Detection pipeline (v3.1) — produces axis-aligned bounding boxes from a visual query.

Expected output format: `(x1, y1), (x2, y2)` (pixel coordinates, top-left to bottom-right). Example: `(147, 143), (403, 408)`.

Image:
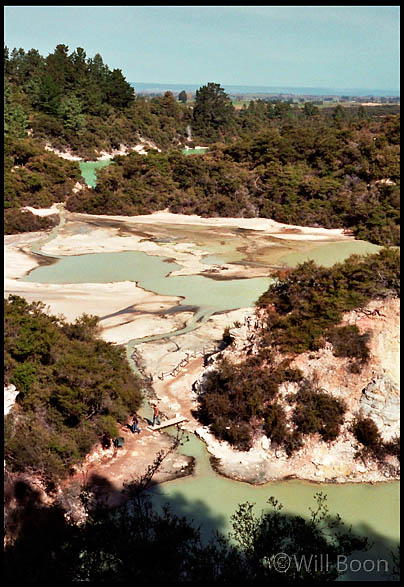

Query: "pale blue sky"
(4, 5), (400, 91)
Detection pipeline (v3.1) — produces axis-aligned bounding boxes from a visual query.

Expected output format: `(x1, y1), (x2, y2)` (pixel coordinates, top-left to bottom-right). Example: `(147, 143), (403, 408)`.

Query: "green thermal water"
(79, 160), (112, 188)
(23, 249), (272, 344)
(200, 239), (382, 268)
(149, 431), (400, 581)
(182, 147), (208, 155)
(280, 240), (382, 267)
(23, 250), (272, 318)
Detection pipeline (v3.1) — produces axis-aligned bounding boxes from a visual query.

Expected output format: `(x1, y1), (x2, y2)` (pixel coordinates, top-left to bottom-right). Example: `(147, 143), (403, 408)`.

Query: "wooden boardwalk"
(146, 416), (188, 431)
(158, 346), (219, 381)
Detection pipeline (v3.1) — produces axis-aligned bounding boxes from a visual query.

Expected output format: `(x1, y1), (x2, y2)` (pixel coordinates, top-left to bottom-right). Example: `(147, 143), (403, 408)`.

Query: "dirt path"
(72, 422), (193, 507)
(154, 356), (205, 428)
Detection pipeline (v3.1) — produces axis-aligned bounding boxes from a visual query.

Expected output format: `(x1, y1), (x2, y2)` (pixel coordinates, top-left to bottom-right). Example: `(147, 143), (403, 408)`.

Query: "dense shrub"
(4, 208), (59, 234)
(4, 136), (81, 232)
(353, 417), (382, 450)
(352, 417), (400, 467)
(383, 436), (400, 461)
(4, 295), (143, 480)
(263, 403), (289, 446)
(196, 354), (305, 451)
(67, 149), (255, 218)
(326, 324), (371, 371)
(195, 357), (282, 451)
(257, 248), (400, 355)
(292, 384), (347, 442)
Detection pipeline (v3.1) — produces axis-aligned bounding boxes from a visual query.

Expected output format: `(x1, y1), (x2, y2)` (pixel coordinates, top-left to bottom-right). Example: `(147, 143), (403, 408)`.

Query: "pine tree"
(192, 82), (234, 139)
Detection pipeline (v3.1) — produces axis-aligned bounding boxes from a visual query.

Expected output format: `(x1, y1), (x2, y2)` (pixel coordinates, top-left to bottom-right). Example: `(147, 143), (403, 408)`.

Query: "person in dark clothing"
(101, 432), (111, 449)
(131, 414), (141, 434)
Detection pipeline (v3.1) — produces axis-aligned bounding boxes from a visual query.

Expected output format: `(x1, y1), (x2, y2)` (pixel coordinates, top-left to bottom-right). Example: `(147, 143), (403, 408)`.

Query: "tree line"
(4, 45), (400, 245)
(67, 114), (400, 245)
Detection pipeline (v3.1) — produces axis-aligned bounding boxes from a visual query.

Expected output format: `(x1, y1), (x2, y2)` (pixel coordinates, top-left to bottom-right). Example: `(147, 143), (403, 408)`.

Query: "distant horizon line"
(131, 81), (399, 97)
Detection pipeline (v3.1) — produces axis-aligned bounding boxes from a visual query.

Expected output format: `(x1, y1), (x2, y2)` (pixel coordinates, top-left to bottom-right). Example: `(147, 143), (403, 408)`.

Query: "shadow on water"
(335, 524), (400, 582)
(4, 472), (399, 582)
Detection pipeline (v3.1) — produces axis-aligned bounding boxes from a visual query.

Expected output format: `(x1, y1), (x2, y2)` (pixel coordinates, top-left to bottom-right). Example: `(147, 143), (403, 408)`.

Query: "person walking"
(131, 414), (141, 434)
(152, 404), (161, 427)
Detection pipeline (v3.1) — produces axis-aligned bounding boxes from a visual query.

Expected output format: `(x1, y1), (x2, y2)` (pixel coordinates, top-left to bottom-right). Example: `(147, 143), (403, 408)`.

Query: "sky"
(4, 5), (400, 91)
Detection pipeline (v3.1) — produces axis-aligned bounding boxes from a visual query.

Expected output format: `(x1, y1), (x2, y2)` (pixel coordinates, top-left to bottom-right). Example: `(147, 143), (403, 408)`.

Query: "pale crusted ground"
(69, 422), (193, 508)
(5, 208), (351, 337)
(21, 203), (62, 217)
(44, 142), (157, 161)
(4, 226), (184, 326)
(71, 209), (350, 239)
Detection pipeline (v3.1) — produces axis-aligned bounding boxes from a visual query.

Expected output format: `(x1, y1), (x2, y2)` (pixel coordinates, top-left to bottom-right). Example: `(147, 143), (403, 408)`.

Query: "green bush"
(257, 249), (400, 355)
(4, 208), (59, 234)
(215, 421), (252, 452)
(327, 324), (371, 362)
(4, 136), (81, 233)
(293, 385), (347, 442)
(263, 403), (288, 446)
(353, 417), (381, 449)
(352, 418), (400, 466)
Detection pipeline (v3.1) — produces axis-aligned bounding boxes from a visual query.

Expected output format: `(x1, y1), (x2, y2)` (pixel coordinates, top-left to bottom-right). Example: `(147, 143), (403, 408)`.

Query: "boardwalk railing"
(156, 314), (266, 381)
(158, 345), (219, 381)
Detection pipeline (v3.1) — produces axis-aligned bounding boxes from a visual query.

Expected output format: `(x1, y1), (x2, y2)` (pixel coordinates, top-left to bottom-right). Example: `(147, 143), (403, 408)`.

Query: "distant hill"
(131, 81), (400, 99)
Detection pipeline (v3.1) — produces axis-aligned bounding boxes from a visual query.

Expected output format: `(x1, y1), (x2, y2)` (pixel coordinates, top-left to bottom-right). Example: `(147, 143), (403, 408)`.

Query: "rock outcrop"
(359, 374), (400, 440)
(4, 384), (19, 415)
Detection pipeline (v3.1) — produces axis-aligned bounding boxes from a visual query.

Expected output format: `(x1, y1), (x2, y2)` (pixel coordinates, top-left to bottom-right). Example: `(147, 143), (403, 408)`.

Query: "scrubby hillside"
(4, 44), (400, 244)
(4, 295), (143, 481)
(4, 136), (81, 233)
(193, 248), (400, 481)
(67, 117), (400, 245)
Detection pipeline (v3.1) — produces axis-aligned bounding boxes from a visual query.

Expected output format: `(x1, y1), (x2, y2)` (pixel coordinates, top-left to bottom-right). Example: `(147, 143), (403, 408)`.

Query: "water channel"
(79, 160), (112, 188)
(22, 161), (399, 579)
(78, 147), (208, 189)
